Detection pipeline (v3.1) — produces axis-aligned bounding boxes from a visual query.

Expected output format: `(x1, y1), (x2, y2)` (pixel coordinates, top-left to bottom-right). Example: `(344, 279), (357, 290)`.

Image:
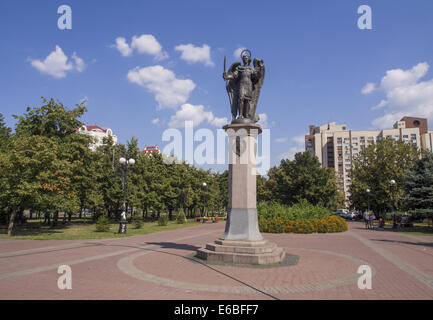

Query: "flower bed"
(259, 215), (348, 234)
(194, 216), (226, 223)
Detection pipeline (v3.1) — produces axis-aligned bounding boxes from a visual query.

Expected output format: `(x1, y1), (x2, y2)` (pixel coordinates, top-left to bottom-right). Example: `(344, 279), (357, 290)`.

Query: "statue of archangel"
(223, 49), (265, 124)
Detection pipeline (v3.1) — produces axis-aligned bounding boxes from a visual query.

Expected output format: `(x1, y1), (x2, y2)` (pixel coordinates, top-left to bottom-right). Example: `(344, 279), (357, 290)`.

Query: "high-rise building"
(305, 117), (433, 201)
(77, 125), (118, 151)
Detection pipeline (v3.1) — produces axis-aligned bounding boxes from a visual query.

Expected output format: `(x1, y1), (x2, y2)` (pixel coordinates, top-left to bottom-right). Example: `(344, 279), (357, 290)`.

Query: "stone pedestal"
(197, 123), (285, 265)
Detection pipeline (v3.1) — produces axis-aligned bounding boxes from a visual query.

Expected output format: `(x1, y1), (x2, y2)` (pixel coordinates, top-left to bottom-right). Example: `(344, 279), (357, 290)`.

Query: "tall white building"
(77, 125), (118, 151)
(305, 117), (433, 201)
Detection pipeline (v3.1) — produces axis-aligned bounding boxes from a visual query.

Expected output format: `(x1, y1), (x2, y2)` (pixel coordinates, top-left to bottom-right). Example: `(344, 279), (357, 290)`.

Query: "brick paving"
(0, 221), (432, 300)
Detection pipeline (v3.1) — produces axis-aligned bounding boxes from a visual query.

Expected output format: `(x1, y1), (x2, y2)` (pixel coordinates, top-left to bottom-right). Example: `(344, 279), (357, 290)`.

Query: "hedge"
(259, 215), (348, 234)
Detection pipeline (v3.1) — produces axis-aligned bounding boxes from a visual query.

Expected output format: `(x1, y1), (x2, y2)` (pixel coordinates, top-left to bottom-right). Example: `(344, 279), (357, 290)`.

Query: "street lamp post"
(390, 179), (397, 229)
(366, 189), (371, 213)
(118, 157), (135, 234)
(202, 182), (207, 224)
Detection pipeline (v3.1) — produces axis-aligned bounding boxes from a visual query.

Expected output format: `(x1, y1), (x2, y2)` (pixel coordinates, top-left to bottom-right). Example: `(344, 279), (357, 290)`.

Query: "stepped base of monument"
(196, 239), (286, 265)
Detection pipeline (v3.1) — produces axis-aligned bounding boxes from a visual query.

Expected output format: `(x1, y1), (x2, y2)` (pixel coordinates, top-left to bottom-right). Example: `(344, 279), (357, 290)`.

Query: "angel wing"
(249, 58), (265, 122)
(226, 62), (241, 119)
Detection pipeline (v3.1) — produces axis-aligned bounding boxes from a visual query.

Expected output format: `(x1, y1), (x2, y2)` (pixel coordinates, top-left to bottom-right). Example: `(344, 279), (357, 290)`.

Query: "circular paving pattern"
(116, 247), (376, 295)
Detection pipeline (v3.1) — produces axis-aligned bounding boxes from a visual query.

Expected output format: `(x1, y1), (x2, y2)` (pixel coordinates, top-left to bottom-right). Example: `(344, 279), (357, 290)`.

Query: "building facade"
(305, 117), (433, 201)
(142, 145), (161, 155)
(77, 125), (118, 151)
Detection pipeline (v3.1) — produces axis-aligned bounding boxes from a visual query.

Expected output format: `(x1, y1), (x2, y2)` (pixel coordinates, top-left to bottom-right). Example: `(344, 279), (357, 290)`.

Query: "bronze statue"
(223, 49), (265, 124)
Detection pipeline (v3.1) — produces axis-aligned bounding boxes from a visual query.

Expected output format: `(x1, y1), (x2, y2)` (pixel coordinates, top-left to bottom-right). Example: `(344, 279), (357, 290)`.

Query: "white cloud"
(175, 44), (214, 66)
(275, 137), (288, 143)
(151, 118), (159, 125)
(381, 62), (429, 91)
(113, 34), (168, 60)
(131, 34), (168, 60)
(114, 37), (133, 57)
(127, 65), (196, 109)
(168, 104), (227, 128)
(367, 62), (433, 128)
(30, 45), (84, 78)
(361, 82), (376, 94)
(371, 99), (387, 110)
(72, 52), (85, 72)
(257, 113), (268, 128)
(279, 135), (306, 160)
(233, 47), (246, 59)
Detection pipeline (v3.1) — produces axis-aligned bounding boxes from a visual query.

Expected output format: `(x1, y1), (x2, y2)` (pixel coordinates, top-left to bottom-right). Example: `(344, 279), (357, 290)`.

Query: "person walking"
(369, 212), (376, 230)
(363, 210), (370, 229)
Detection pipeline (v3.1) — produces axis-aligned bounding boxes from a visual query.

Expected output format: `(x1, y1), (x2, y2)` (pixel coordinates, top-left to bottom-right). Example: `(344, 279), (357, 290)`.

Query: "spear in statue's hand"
(223, 56), (226, 80)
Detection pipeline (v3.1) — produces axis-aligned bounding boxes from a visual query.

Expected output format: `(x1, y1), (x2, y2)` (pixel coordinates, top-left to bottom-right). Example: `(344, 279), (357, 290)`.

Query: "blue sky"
(1, 0), (433, 170)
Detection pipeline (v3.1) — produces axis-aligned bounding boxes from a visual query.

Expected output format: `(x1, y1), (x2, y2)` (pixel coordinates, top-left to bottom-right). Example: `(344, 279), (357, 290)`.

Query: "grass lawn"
(0, 218), (210, 240)
(354, 220), (433, 236)
(388, 223), (433, 237)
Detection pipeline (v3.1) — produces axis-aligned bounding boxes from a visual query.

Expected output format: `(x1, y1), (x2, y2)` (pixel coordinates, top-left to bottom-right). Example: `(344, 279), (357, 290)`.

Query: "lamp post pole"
(366, 189), (371, 213)
(118, 157), (135, 234)
(202, 182), (207, 223)
(390, 179), (397, 229)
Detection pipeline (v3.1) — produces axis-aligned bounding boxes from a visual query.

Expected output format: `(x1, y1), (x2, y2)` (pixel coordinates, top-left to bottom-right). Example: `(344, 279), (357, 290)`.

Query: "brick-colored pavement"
(0, 221), (432, 300)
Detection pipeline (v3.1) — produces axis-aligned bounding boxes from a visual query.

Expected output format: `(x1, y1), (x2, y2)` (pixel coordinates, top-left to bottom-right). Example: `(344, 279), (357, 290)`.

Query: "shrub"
(132, 215), (143, 229)
(158, 214), (168, 226)
(259, 215), (347, 234)
(176, 210), (187, 224)
(95, 216), (111, 232)
(258, 200), (330, 221)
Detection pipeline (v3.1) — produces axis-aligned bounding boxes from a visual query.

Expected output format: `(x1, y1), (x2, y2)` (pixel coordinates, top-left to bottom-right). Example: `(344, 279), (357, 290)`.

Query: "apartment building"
(305, 117), (433, 200)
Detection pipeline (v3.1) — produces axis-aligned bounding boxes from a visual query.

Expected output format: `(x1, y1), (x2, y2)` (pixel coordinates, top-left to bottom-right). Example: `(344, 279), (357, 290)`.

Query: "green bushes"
(95, 216), (111, 232)
(258, 201), (347, 234)
(258, 200), (330, 221)
(259, 215), (347, 234)
(158, 214), (168, 226)
(132, 215), (143, 229)
(176, 209), (187, 224)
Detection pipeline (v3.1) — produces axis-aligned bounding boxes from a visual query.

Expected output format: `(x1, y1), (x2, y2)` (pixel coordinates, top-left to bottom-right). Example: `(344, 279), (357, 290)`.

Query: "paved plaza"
(0, 221), (432, 300)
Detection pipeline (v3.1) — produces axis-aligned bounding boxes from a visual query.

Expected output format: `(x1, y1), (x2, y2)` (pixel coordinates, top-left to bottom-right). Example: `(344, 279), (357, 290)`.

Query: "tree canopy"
(349, 138), (418, 213)
(403, 151), (433, 218)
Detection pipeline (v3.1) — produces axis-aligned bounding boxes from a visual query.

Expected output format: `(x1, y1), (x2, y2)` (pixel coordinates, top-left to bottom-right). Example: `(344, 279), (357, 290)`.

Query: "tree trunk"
(68, 212), (72, 222)
(52, 211), (59, 227)
(169, 208), (173, 221)
(8, 210), (17, 236)
(17, 209), (24, 224)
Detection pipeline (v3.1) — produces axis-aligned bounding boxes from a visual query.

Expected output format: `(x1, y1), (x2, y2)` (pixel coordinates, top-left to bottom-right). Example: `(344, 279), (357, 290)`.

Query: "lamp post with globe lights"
(118, 157), (135, 234)
(202, 182), (207, 223)
(366, 189), (371, 213)
(390, 179), (397, 229)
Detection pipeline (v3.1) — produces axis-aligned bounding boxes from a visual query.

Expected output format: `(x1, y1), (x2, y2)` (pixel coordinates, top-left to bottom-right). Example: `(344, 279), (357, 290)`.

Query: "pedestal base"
(196, 239), (286, 265)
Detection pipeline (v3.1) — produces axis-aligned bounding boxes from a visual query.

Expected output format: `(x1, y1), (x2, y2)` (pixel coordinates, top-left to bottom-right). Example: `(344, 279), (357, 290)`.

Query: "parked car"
(336, 209), (349, 218)
(350, 211), (363, 220)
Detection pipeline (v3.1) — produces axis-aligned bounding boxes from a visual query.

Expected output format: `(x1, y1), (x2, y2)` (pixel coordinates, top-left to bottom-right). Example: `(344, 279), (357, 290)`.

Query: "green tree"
(403, 151), (433, 219)
(13, 97), (86, 139)
(266, 151), (340, 209)
(349, 138), (418, 214)
(4, 135), (72, 234)
(0, 113), (11, 151)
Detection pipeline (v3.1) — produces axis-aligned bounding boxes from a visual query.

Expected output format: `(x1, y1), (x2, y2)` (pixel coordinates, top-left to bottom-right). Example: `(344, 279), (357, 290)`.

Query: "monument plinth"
(197, 123), (285, 265)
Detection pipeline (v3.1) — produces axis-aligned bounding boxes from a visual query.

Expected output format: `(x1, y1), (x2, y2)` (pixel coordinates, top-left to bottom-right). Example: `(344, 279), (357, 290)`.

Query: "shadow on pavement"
(144, 242), (201, 251)
(371, 238), (433, 248)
